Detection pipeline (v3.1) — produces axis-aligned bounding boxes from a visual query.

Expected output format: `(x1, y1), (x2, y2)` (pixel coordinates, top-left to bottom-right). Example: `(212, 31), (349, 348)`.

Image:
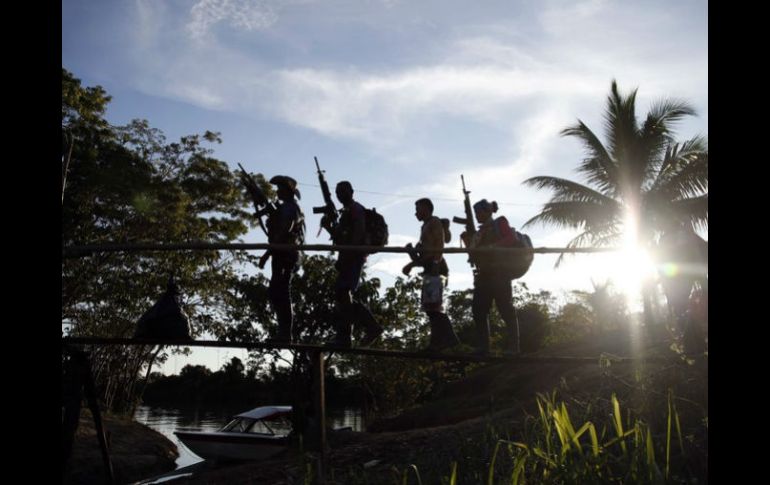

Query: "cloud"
(367, 254), (411, 278)
(187, 0), (280, 40)
(262, 64), (605, 145)
(121, 0), (705, 163)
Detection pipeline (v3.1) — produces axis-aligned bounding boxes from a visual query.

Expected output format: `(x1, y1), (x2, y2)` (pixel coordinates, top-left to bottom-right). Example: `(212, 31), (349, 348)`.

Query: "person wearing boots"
(465, 199), (521, 355)
(402, 198), (460, 352)
(260, 175), (305, 343)
(321, 181), (383, 348)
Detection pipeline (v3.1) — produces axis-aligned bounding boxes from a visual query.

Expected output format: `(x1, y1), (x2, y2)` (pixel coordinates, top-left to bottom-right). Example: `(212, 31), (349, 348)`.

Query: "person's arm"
(419, 217), (444, 263)
(404, 219), (443, 275)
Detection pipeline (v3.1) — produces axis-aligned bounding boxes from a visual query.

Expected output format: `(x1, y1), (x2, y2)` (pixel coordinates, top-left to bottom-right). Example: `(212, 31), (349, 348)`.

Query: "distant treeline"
(140, 357), (363, 410)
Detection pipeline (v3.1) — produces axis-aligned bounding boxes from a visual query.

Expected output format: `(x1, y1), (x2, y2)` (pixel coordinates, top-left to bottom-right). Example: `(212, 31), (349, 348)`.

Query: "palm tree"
(523, 80), (707, 323)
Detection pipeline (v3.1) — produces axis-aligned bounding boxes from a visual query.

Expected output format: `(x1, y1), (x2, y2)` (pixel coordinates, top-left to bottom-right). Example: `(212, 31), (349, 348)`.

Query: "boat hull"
(175, 431), (288, 461)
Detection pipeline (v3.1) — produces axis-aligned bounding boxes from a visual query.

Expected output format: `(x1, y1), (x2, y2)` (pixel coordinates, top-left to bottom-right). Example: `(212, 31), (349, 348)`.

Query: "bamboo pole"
(63, 241), (621, 259)
(61, 337), (668, 365)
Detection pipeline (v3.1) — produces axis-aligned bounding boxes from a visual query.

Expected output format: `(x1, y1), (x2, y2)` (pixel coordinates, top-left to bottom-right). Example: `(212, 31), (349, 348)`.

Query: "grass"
(321, 385), (705, 484)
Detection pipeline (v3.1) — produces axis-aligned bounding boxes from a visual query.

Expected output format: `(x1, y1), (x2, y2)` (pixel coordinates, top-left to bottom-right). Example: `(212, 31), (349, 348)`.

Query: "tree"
(524, 80), (707, 255)
(522, 80), (707, 323)
(62, 68), (265, 412)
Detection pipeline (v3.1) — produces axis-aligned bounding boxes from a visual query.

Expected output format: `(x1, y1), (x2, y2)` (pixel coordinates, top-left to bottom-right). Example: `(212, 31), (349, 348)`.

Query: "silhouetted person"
(657, 219), (708, 354)
(322, 181), (383, 347)
(257, 176), (305, 343)
(134, 275), (191, 340)
(464, 199), (521, 355)
(402, 198), (460, 351)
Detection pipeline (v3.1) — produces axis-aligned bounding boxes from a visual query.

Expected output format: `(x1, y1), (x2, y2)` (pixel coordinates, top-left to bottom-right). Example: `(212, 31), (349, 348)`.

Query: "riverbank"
(64, 409), (178, 485)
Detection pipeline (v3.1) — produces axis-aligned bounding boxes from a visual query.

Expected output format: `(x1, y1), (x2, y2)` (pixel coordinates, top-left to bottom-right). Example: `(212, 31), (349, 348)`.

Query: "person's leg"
(354, 302), (382, 346)
(346, 256), (382, 346)
(330, 257), (357, 347)
(492, 273), (520, 354)
(472, 274), (494, 353)
(269, 258), (293, 342)
(331, 286), (353, 346)
(425, 311), (460, 350)
(421, 274), (442, 348)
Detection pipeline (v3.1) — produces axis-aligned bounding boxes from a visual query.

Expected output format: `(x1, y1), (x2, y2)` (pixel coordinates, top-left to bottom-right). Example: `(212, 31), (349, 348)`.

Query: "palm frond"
(650, 138), (708, 198)
(604, 80), (640, 167)
(670, 194), (708, 231)
(560, 120), (618, 193)
(523, 200), (622, 233)
(641, 105), (701, 186)
(646, 99), (697, 131)
(522, 176), (619, 204)
(554, 224), (621, 267)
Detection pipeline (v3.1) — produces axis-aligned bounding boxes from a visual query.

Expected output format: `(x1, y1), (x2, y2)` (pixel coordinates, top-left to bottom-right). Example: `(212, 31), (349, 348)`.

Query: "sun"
(612, 211), (658, 305)
(581, 212), (658, 307)
(612, 245), (657, 302)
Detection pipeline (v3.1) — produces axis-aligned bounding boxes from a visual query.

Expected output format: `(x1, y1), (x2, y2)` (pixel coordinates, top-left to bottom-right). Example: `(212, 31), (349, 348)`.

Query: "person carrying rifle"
(321, 180), (383, 348)
(402, 198), (460, 352)
(465, 199), (522, 355)
(240, 168), (305, 343)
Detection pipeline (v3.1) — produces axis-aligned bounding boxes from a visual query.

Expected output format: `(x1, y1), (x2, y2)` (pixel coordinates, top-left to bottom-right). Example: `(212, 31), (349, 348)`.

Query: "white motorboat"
(174, 405), (292, 461)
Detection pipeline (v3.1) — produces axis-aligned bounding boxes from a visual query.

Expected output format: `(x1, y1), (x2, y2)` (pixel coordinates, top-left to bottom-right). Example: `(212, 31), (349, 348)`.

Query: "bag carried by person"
(364, 207), (389, 247)
(509, 230), (534, 279)
(492, 217), (534, 279)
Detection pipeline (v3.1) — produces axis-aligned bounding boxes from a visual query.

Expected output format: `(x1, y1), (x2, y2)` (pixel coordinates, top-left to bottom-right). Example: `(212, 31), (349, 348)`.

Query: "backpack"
(492, 218), (534, 279)
(364, 207), (389, 247)
(510, 230), (534, 279)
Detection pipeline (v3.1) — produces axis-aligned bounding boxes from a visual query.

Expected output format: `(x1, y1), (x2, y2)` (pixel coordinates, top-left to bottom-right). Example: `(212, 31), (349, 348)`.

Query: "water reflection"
(134, 406), (363, 468)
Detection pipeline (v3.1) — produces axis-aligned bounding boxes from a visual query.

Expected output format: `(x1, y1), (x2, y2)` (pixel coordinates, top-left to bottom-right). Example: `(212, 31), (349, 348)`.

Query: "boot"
(425, 313), (460, 351)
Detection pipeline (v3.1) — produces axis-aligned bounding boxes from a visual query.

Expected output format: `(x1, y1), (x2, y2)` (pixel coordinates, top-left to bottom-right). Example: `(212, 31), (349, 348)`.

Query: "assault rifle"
(237, 163), (276, 237)
(311, 156), (339, 238)
(452, 175), (477, 266)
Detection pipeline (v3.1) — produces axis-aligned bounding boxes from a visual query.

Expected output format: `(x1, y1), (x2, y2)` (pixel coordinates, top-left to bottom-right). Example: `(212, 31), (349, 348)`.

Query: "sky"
(62, 0), (708, 374)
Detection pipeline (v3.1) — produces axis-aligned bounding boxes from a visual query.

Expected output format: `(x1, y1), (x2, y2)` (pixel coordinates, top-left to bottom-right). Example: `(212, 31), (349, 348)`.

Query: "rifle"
(237, 163), (276, 237)
(452, 175), (476, 243)
(311, 156), (338, 238)
(452, 175), (477, 266)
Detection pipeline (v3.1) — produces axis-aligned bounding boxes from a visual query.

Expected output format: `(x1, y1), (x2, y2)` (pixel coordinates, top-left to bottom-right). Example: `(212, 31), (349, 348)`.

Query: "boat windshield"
(249, 416), (292, 436)
(220, 417), (255, 433)
(219, 416), (292, 436)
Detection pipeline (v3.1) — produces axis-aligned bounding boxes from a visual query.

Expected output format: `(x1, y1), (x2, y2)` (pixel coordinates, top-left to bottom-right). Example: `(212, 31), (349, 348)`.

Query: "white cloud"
(187, 0), (280, 40)
(262, 65), (605, 145)
(367, 254), (411, 278)
(122, 0), (705, 161)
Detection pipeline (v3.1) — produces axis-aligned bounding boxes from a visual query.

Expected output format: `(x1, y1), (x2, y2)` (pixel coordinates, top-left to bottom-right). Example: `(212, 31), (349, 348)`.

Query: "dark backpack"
(510, 230), (534, 279)
(364, 207), (389, 247)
